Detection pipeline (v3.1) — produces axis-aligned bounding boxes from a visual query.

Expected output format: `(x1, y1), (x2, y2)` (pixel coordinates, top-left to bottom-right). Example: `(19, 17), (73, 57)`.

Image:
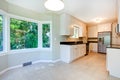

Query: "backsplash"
(112, 23), (120, 45)
(63, 36), (87, 43)
(66, 37), (82, 41)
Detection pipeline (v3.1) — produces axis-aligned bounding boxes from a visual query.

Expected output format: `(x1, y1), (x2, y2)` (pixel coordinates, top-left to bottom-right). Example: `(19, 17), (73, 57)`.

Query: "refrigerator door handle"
(102, 37), (104, 44)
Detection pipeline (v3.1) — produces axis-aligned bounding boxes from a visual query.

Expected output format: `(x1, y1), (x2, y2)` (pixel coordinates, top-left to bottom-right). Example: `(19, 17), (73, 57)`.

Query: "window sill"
(0, 48), (52, 56)
(9, 48), (52, 54)
(0, 51), (7, 56)
(9, 48), (40, 54)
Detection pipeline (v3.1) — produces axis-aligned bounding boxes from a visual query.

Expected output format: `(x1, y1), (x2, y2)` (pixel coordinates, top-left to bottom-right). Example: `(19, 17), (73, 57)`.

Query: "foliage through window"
(42, 24), (50, 48)
(10, 18), (38, 50)
(0, 15), (3, 51)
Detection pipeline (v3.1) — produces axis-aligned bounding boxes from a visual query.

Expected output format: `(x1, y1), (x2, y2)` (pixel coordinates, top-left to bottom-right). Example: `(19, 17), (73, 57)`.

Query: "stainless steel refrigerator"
(98, 32), (111, 53)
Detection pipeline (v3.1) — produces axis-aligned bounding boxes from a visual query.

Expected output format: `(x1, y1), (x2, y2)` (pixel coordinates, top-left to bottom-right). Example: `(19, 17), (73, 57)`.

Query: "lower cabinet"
(89, 43), (98, 52)
(60, 44), (86, 63)
(107, 48), (120, 78)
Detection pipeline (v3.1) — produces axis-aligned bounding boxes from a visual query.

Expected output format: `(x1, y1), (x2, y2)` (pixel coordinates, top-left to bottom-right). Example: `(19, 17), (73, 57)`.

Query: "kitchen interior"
(60, 0), (120, 79)
(60, 13), (116, 62)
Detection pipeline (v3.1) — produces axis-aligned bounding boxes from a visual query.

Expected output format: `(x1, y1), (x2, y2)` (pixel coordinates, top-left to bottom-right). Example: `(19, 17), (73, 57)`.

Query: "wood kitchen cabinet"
(78, 26), (83, 37)
(98, 23), (112, 32)
(118, 0), (120, 24)
(88, 26), (98, 37)
(89, 43), (98, 52)
(107, 48), (120, 78)
(60, 13), (73, 35)
(60, 13), (84, 36)
(60, 44), (86, 63)
(88, 23), (112, 38)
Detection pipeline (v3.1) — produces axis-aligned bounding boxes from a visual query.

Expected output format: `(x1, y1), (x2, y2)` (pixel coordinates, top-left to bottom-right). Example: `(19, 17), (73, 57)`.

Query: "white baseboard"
(52, 59), (61, 63)
(0, 68), (9, 75)
(0, 59), (61, 76)
(0, 64), (22, 75)
(32, 60), (53, 64)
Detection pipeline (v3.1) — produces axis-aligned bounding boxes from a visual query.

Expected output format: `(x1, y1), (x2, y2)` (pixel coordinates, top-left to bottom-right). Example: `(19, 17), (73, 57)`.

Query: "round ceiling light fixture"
(94, 18), (103, 23)
(44, 0), (64, 11)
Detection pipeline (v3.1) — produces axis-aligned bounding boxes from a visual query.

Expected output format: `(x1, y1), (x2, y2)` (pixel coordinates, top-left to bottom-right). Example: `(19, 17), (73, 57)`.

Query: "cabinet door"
(76, 45), (80, 59)
(98, 23), (111, 32)
(88, 26), (98, 37)
(79, 26), (83, 37)
(60, 45), (71, 63)
(72, 45), (80, 60)
(119, 0), (120, 25)
(72, 45), (77, 60)
(89, 43), (98, 52)
(60, 13), (72, 35)
(70, 46), (75, 61)
(79, 44), (86, 56)
(107, 49), (120, 78)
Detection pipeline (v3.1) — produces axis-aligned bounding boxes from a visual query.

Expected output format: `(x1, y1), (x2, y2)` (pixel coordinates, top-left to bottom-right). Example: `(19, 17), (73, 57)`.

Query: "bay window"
(0, 10), (52, 53)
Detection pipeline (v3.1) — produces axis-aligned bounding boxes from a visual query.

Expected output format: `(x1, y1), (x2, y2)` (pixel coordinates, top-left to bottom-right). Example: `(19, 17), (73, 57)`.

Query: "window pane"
(0, 15), (3, 51)
(71, 26), (79, 38)
(10, 18), (38, 50)
(42, 24), (50, 48)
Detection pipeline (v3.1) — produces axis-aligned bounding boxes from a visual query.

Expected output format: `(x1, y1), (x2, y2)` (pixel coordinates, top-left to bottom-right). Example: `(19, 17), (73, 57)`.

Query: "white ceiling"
(6, 0), (117, 25)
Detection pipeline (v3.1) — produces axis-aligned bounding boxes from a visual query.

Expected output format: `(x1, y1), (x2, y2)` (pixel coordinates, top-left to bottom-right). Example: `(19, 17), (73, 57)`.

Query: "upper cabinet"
(60, 13), (73, 35)
(88, 26), (98, 37)
(60, 13), (86, 37)
(79, 26), (83, 37)
(98, 23), (112, 32)
(88, 23), (112, 38)
(118, 0), (120, 24)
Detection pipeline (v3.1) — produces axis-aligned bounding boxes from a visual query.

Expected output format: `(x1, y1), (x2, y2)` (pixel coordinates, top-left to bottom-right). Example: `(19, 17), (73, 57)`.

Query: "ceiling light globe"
(44, 0), (64, 11)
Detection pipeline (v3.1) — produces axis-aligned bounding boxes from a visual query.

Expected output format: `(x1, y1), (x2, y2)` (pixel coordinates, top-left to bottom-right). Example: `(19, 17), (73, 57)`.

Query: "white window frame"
(8, 14), (40, 53)
(0, 10), (8, 54)
(39, 21), (52, 51)
(71, 24), (80, 38)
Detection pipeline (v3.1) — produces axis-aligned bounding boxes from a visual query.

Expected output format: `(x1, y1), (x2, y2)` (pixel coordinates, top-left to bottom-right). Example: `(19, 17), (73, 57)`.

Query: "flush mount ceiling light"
(44, 0), (64, 11)
(94, 18), (103, 23)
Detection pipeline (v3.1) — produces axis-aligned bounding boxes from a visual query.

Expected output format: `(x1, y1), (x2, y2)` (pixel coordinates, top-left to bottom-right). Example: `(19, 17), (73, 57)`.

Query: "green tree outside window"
(42, 24), (50, 48)
(10, 18), (38, 50)
(0, 15), (3, 51)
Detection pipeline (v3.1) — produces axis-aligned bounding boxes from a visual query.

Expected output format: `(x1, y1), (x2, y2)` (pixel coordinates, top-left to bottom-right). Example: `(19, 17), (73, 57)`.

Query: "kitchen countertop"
(87, 41), (98, 43)
(107, 44), (120, 49)
(60, 41), (85, 45)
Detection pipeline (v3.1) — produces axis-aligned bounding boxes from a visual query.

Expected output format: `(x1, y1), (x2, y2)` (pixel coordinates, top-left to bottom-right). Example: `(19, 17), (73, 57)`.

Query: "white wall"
(0, 54), (8, 72)
(0, 0), (8, 11)
(52, 14), (61, 60)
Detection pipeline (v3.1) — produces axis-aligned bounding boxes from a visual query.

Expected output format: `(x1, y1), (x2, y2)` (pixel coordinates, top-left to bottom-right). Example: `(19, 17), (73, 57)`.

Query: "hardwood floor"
(0, 52), (120, 80)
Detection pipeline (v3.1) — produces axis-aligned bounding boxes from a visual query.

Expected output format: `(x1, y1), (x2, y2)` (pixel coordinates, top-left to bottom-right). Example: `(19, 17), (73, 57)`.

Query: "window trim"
(39, 21), (52, 50)
(8, 14), (52, 53)
(8, 14), (40, 52)
(0, 10), (8, 54)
